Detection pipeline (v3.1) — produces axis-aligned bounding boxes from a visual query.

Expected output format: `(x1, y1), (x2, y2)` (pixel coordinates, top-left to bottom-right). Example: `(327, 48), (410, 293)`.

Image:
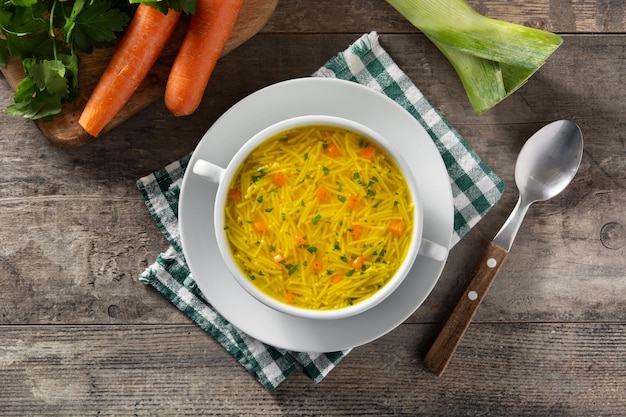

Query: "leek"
(386, 0), (562, 113)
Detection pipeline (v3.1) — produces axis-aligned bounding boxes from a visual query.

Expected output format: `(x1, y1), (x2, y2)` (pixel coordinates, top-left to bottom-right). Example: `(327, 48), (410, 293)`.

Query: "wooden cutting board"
(0, 0), (278, 147)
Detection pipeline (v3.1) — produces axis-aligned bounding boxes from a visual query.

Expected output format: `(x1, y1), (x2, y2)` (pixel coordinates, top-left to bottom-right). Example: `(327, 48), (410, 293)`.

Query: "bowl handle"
(193, 159), (226, 184)
(418, 238), (448, 262)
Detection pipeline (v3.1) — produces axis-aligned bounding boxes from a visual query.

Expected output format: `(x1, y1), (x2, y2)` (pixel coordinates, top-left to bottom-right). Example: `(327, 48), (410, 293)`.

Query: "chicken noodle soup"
(223, 124), (414, 310)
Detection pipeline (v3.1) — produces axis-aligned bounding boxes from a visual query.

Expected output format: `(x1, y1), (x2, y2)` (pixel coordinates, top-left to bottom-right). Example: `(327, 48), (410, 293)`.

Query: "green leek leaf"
(386, 0), (562, 113)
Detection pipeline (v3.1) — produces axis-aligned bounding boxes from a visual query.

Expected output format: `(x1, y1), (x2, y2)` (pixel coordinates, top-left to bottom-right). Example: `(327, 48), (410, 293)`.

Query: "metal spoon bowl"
(517, 120), (584, 201)
(424, 120), (584, 376)
(494, 120), (584, 251)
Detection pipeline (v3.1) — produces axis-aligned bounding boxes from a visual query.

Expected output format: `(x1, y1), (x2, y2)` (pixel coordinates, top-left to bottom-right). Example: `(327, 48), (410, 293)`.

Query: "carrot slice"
(325, 143), (339, 157)
(330, 274), (343, 284)
(312, 260), (324, 272)
(348, 195), (359, 210)
(253, 220), (268, 232)
(388, 220), (405, 236)
(78, 5), (181, 136)
(228, 189), (242, 200)
(349, 225), (362, 239)
(294, 234), (307, 246)
(316, 186), (331, 202)
(350, 255), (365, 269)
(359, 146), (376, 159)
(165, 0), (244, 116)
(273, 172), (287, 186)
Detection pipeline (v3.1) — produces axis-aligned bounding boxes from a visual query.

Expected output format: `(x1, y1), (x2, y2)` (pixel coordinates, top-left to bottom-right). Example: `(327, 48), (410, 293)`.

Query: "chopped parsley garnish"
(286, 263), (299, 276)
(251, 168), (266, 182)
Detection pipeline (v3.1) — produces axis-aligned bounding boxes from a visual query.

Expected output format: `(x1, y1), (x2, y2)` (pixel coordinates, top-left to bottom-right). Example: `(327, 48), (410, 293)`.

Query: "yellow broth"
(224, 125), (414, 310)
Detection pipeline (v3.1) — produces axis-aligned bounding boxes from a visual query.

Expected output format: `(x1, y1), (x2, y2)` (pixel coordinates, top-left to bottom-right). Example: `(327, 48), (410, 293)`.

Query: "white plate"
(179, 78), (454, 352)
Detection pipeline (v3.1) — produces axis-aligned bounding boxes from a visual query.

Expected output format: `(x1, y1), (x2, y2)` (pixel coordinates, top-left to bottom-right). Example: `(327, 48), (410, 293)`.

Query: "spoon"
(423, 120), (584, 376)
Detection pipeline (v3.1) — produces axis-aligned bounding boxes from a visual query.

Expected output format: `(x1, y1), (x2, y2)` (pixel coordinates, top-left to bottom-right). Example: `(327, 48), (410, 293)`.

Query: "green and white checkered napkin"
(136, 32), (505, 391)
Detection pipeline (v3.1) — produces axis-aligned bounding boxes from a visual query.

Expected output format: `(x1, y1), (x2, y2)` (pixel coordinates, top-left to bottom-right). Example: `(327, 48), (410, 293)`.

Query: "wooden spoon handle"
(423, 241), (509, 376)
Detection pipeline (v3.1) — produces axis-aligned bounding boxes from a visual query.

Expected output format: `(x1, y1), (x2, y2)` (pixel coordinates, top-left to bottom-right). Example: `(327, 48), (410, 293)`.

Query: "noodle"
(224, 124), (414, 310)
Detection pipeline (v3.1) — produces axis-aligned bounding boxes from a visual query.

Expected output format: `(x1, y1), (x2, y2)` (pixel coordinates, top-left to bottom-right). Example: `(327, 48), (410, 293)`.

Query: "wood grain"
(0, 323), (624, 415)
(265, 0), (626, 33)
(0, 0), (625, 414)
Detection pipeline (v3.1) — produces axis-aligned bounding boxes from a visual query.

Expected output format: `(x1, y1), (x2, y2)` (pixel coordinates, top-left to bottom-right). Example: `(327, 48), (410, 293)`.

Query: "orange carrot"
(273, 172), (287, 186)
(348, 195), (359, 210)
(359, 146), (376, 159)
(253, 220), (268, 232)
(325, 143), (339, 157)
(78, 5), (181, 136)
(165, 0), (243, 116)
(294, 234), (307, 246)
(388, 220), (405, 236)
(312, 260), (324, 272)
(330, 274), (343, 284)
(316, 186), (331, 202)
(228, 189), (242, 200)
(350, 255), (365, 269)
(349, 225), (362, 239)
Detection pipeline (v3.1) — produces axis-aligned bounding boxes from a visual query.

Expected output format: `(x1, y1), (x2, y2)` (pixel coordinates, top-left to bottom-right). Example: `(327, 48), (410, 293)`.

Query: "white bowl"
(190, 115), (447, 320)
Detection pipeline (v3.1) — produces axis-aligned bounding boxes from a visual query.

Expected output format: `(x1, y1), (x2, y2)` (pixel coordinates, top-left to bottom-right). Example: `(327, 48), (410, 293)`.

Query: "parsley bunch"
(1, 0), (199, 121)
(0, 0), (133, 120)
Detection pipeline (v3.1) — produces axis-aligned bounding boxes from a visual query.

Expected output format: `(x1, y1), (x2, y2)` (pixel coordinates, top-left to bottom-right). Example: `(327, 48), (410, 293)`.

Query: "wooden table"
(1, 1), (624, 415)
